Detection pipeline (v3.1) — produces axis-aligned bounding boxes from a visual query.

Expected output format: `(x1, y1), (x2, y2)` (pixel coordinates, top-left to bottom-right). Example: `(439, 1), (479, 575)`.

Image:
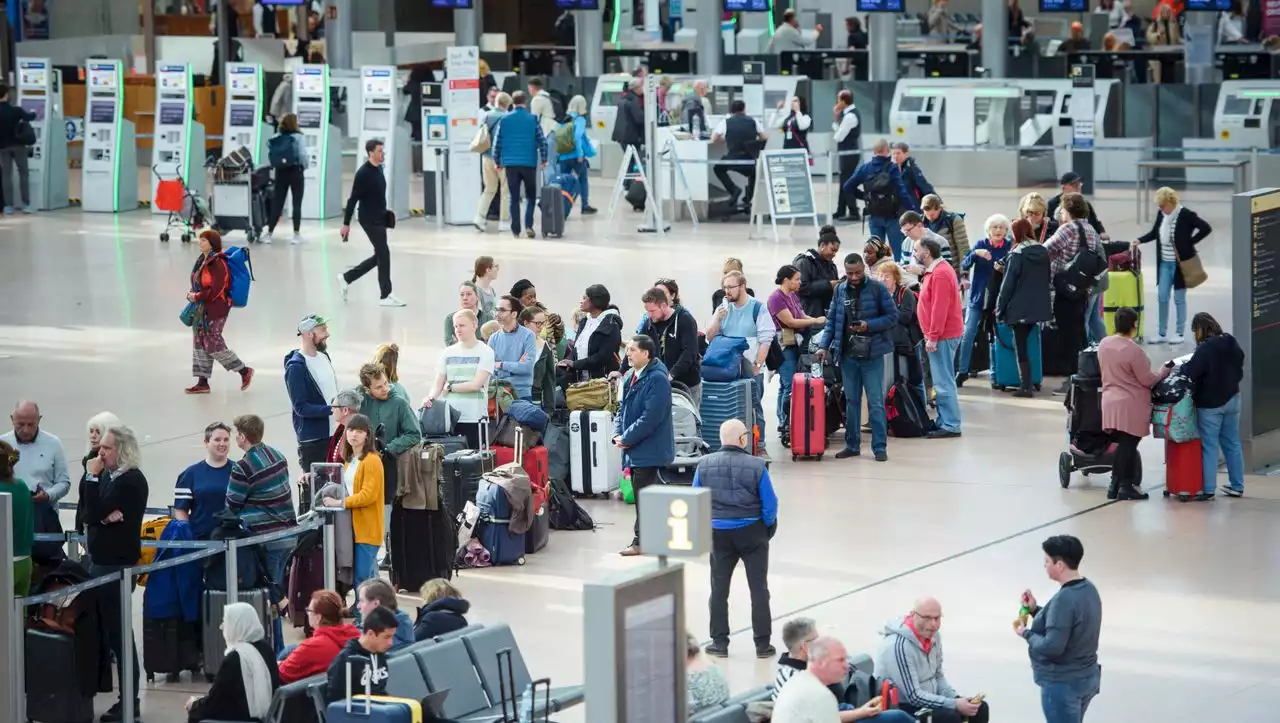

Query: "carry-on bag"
(1077, 344), (1101, 380)
(287, 531), (325, 629)
(568, 410), (621, 496)
(1067, 375), (1104, 437)
(425, 433), (467, 458)
(540, 182), (567, 238)
(202, 588), (274, 679)
(442, 422), (495, 520)
(700, 379), (754, 453)
(390, 502), (436, 594)
(991, 323), (1044, 391)
(1041, 323), (1076, 378)
(886, 380), (929, 438)
(25, 629), (96, 723)
(495, 437), (550, 553)
(1164, 439), (1204, 500)
(789, 372), (826, 460)
(499, 647), (551, 723)
(1153, 394), (1199, 443)
(476, 482), (527, 566)
(325, 658), (419, 723)
(142, 617), (201, 681)
(1103, 269), (1145, 340)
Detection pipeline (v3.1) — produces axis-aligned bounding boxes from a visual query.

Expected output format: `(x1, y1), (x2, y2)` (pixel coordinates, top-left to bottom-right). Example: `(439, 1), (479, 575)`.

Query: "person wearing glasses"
(489, 294), (538, 402)
(708, 270), (776, 451)
(277, 590), (359, 683)
(521, 306), (558, 412)
(876, 598), (991, 723)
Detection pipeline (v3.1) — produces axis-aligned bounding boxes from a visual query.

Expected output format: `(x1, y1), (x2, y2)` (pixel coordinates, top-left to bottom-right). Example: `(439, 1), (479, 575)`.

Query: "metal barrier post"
(323, 512), (336, 591)
(120, 568), (136, 723)
(12, 597), (24, 723)
(434, 148), (446, 231)
(226, 538), (240, 601)
(827, 148), (837, 225)
(0, 494), (14, 723)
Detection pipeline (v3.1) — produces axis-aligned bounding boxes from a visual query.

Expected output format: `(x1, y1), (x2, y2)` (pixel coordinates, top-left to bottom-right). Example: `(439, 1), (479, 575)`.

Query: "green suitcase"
(1103, 270), (1145, 341)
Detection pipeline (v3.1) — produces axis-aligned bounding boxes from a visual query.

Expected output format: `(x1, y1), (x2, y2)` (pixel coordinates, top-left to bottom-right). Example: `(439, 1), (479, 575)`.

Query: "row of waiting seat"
(247, 623), (584, 723)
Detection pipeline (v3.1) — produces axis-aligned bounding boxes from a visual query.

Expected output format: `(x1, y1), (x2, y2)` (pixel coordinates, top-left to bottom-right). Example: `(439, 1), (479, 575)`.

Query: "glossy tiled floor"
(2, 169), (1275, 723)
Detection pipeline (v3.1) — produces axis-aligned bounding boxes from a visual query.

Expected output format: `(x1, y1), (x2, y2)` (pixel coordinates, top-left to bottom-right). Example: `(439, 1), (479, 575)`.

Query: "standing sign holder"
(660, 138), (700, 227)
(445, 46), (482, 226)
(1069, 64), (1095, 195)
(750, 148), (820, 243)
(638, 73), (668, 235)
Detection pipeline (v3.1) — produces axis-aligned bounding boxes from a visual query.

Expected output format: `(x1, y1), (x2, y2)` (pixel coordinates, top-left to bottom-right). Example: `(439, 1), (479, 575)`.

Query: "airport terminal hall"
(2, 0), (1280, 722)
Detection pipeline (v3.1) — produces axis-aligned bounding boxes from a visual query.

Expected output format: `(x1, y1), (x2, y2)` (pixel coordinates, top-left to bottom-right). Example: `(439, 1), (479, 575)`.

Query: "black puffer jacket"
(567, 308), (625, 380)
(996, 242), (1052, 325)
(793, 248), (840, 318)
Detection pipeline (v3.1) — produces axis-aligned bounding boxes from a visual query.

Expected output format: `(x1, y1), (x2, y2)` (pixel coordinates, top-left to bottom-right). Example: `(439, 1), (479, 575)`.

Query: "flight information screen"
(554, 0), (600, 7)
(1251, 195), (1280, 436)
(623, 594), (677, 723)
(1040, 0), (1087, 11)
(430, 0), (474, 6)
(857, 0), (905, 11)
(724, 0), (769, 10)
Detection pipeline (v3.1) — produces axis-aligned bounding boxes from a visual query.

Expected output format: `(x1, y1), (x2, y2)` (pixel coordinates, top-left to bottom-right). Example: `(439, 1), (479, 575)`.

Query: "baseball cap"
(297, 314), (329, 335)
(331, 389), (362, 408)
(1059, 172), (1082, 186)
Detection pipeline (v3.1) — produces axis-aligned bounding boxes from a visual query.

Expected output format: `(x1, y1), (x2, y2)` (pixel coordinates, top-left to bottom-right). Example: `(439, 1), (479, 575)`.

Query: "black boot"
(1116, 484), (1149, 501)
(1106, 479), (1119, 500)
(1014, 357), (1034, 397)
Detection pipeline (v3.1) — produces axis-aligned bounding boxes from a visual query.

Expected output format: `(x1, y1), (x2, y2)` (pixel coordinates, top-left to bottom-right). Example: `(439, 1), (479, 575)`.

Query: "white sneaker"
(259, 232), (273, 245)
(1169, 334), (1185, 344)
(1151, 335), (1168, 344)
(337, 274), (350, 302)
(472, 217), (487, 232)
(290, 233), (304, 245)
(379, 294), (407, 307)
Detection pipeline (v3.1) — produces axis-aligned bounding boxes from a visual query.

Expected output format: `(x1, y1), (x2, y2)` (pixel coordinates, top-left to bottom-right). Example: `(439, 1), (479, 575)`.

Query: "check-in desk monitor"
(1186, 82), (1280, 184)
(293, 64), (342, 219)
(224, 63), (270, 166)
(591, 74), (634, 179)
(153, 63), (207, 213)
(82, 60), (138, 213)
(358, 65), (411, 220)
(891, 93), (944, 147)
(15, 58), (68, 210)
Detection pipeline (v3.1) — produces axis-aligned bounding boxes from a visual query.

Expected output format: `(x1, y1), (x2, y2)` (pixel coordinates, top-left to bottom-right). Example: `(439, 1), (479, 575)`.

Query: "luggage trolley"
(211, 147), (272, 244)
(152, 165), (212, 244)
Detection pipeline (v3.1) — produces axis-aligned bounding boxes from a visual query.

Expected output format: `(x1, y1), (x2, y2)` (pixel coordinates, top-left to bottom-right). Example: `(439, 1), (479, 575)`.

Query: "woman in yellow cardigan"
(321, 414), (384, 586)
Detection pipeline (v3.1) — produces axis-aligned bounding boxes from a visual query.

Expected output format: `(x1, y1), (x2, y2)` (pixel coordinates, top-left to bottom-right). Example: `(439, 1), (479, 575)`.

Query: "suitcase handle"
(497, 647), (517, 723)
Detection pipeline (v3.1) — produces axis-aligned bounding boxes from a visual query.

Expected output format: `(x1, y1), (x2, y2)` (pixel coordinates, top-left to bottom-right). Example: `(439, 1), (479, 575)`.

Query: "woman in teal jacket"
(558, 95), (598, 215)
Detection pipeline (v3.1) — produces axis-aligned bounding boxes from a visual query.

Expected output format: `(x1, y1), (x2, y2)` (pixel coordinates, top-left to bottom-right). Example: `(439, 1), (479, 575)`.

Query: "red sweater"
(278, 623), (360, 684)
(917, 260), (964, 343)
(191, 253), (231, 319)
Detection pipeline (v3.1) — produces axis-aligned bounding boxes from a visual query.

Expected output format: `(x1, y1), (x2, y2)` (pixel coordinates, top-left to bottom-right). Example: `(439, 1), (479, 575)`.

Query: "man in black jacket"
(338, 140), (404, 307)
(630, 287), (702, 406)
(1046, 172), (1105, 236)
(793, 227), (842, 322)
(325, 606), (396, 702)
(612, 78), (645, 195)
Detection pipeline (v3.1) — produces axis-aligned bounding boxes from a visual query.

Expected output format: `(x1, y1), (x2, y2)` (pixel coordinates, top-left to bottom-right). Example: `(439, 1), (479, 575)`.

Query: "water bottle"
(691, 113), (703, 139)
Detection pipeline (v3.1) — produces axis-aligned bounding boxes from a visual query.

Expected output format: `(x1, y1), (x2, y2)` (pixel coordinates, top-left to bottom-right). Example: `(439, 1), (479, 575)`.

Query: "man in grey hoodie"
(1015, 535), (1102, 723)
(874, 597), (990, 723)
(356, 578), (416, 651)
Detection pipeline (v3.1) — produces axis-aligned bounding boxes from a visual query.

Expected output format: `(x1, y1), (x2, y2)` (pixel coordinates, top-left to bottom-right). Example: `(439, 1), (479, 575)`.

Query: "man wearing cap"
(1046, 172), (1105, 236)
(285, 314), (340, 478)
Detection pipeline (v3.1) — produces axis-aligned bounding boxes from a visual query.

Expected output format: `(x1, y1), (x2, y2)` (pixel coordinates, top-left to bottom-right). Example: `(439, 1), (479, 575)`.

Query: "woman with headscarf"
(185, 602), (280, 722)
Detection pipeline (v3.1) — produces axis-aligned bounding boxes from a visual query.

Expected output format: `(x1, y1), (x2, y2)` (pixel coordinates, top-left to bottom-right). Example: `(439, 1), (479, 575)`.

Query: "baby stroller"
(152, 165), (213, 244)
(1059, 374), (1118, 488)
(658, 382), (709, 485)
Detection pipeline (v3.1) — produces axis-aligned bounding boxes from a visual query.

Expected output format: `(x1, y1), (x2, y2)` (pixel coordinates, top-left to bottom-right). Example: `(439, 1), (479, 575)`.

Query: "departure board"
(1252, 193), (1280, 436)
(857, 0), (905, 11)
(725, 0), (770, 11)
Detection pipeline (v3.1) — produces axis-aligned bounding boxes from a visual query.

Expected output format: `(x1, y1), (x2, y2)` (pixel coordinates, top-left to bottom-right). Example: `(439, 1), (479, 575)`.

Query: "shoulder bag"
(1176, 248), (1208, 289)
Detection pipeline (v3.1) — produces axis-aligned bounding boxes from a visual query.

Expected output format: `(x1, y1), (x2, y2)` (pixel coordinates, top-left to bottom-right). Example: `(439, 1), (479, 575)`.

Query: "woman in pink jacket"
(1098, 307), (1172, 500)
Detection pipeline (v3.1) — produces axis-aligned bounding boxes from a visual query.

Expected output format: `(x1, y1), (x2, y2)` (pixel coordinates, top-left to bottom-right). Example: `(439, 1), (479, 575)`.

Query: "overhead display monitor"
(554, 0), (600, 7)
(857, 0), (905, 11)
(430, 0), (474, 6)
(1039, 0), (1087, 11)
(724, 0), (770, 11)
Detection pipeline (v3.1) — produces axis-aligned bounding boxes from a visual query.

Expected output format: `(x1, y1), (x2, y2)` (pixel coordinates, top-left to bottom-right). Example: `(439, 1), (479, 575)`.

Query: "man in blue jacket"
(614, 335), (675, 557)
(494, 91), (548, 239)
(845, 139), (916, 261)
(816, 253), (899, 461)
(284, 314), (339, 477)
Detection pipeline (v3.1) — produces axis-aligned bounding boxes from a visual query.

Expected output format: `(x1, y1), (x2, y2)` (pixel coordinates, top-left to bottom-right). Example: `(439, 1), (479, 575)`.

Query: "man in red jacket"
(912, 235), (965, 438)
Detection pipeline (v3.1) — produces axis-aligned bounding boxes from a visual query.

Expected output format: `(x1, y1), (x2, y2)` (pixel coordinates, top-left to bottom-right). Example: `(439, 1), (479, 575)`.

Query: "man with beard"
(2, 400), (70, 561)
(285, 314), (339, 476)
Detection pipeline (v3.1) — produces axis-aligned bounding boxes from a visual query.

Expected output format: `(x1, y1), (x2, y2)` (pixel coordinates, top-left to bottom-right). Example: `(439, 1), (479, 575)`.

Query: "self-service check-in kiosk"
(152, 62), (206, 214)
(419, 82), (447, 219)
(83, 59), (138, 213)
(591, 73), (633, 180)
(359, 65), (410, 220)
(223, 63), (270, 168)
(15, 57), (68, 211)
(293, 64), (342, 219)
(1184, 81), (1280, 184)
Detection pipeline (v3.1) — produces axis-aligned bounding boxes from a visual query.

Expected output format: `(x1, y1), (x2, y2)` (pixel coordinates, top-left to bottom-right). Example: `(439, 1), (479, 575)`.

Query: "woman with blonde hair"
(878, 261), (928, 408)
(557, 94), (598, 215)
(956, 213), (1013, 383)
(1135, 186), (1212, 344)
(75, 411), (122, 534)
(373, 343), (410, 403)
(1018, 191), (1056, 242)
(413, 578), (471, 641)
(1145, 5), (1182, 82)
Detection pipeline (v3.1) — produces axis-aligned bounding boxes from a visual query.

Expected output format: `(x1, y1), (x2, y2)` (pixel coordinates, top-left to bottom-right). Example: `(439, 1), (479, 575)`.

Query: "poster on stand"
(445, 46), (482, 225)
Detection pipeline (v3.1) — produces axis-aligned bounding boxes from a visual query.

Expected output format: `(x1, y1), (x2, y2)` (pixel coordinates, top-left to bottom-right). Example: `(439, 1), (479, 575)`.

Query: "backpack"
(548, 89), (568, 123)
(267, 133), (302, 168)
(554, 121), (576, 155)
(864, 164), (900, 218)
(223, 246), (254, 308)
(1055, 221), (1107, 300)
(547, 477), (596, 531)
(1153, 394), (1198, 443)
(15, 117), (36, 147)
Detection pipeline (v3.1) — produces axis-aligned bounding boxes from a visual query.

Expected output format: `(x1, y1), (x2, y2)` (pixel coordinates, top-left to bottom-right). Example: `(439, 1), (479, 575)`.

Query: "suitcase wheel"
(518, 556), (526, 565)
(993, 384), (1005, 391)
(1058, 452), (1072, 488)
(1162, 490), (1170, 498)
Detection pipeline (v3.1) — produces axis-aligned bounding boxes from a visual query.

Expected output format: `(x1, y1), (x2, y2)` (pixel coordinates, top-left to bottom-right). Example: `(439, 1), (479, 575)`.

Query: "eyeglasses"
(722, 283), (742, 291)
(912, 611), (942, 622)
(529, 319), (546, 327)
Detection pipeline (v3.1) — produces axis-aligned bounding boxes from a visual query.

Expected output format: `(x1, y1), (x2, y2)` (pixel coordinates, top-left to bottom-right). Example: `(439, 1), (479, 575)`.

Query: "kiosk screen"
(229, 104), (256, 127)
(900, 95), (926, 113)
(298, 108), (323, 129)
(20, 99), (45, 121)
(159, 103), (186, 126)
(1223, 96), (1253, 116)
(363, 108), (391, 131)
(90, 102), (116, 124)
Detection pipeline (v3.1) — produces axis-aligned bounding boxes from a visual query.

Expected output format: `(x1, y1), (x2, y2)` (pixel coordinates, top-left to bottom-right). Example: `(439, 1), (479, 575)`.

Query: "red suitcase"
(1163, 439), (1203, 500)
(494, 444), (550, 552)
(789, 373), (826, 461)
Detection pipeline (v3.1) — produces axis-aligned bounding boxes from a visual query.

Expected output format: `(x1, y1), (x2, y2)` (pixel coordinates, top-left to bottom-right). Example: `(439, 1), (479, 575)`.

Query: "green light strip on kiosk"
(318, 64), (330, 218)
(113, 64), (124, 211)
(183, 65), (195, 217)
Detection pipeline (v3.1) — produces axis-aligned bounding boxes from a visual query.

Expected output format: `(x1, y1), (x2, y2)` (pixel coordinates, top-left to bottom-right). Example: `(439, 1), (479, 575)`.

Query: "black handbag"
(765, 338), (786, 371)
(384, 209), (397, 229)
(843, 281), (876, 360)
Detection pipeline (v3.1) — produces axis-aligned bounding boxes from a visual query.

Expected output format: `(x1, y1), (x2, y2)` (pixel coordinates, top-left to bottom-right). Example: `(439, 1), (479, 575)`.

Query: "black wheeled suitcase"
(425, 434), (467, 458)
(26, 629), (96, 723)
(442, 422), (496, 521)
(202, 588), (274, 679)
(142, 617), (201, 681)
(625, 180), (647, 211)
(390, 503), (434, 593)
(540, 183), (566, 238)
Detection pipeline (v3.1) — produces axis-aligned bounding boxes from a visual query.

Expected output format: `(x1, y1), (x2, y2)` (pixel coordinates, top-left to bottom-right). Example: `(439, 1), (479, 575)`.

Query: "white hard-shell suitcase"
(568, 410), (621, 497)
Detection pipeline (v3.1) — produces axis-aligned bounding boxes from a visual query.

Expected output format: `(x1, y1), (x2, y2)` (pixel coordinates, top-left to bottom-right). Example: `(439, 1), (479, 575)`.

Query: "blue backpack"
(223, 247), (254, 308)
(267, 133), (302, 168)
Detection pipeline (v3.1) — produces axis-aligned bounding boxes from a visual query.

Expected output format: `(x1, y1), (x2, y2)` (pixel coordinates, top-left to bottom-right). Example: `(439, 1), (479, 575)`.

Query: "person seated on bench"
(710, 100), (767, 211)
(186, 602), (281, 723)
(325, 606), (396, 702)
(774, 618), (914, 722)
(774, 636), (895, 723)
(279, 590), (360, 684)
(875, 597), (991, 723)
(357, 578), (415, 650)
(687, 632), (731, 715)
(414, 578), (471, 642)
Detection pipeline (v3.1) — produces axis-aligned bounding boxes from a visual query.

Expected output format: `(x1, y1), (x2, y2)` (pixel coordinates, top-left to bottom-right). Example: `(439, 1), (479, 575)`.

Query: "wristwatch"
(446, 381), (454, 393)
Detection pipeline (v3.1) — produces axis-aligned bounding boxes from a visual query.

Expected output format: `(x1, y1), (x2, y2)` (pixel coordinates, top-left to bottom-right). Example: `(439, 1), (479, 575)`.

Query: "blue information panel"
(725, 0), (770, 11)
(554, 0), (601, 7)
(856, 0), (905, 12)
(1039, 0), (1087, 11)
(430, 0), (474, 7)
(1186, 0), (1231, 10)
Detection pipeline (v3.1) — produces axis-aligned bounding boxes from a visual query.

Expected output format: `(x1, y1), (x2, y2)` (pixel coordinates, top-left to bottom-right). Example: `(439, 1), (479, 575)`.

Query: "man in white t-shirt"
(285, 314), (341, 474)
(422, 309), (495, 449)
(774, 636), (884, 723)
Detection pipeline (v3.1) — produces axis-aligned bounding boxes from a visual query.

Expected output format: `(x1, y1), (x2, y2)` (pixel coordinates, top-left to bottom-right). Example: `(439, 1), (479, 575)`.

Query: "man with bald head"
(2, 400), (71, 559)
(693, 418), (778, 659)
(876, 597), (990, 723)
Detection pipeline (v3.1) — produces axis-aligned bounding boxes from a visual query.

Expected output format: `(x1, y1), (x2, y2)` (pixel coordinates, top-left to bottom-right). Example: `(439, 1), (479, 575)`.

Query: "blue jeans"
(558, 157), (590, 208)
(777, 346), (801, 432)
(1198, 393), (1245, 493)
(751, 373), (766, 449)
(277, 642), (298, 661)
(354, 542), (379, 586)
(958, 305), (984, 374)
(840, 354), (887, 454)
(868, 216), (906, 263)
(261, 538), (294, 654)
(926, 338), (963, 433)
(1086, 292), (1106, 344)
(1039, 669), (1101, 723)
(1156, 260), (1187, 337)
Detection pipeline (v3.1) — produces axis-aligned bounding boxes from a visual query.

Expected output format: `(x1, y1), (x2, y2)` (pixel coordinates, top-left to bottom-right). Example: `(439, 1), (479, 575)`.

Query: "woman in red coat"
(1098, 307), (1172, 501)
(186, 230), (253, 394)
(278, 590), (360, 683)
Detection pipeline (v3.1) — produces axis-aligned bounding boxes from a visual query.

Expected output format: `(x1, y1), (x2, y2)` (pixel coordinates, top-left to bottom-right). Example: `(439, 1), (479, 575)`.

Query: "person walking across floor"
(1098, 307), (1171, 500)
(264, 112), (308, 244)
(473, 91), (511, 232)
(1135, 186), (1212, 345)
(558, 94), (598, 214)
(694, 419), (778, 659)
(493, 91), (548, 239)
(615, 335), (675, 557)
(915, 236), (965, 438)
(338, 140), (405, 307)
(185, 229), (254, 395)
(1179, 312), (1246, 499)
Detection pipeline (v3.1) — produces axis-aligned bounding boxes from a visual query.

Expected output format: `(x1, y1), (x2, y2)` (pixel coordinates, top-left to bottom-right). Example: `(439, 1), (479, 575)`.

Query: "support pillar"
(1183, 12), (1215, 86)
(577, 8), (604, 77)
(381, 0), (397, 66)
(216, 0), (231, 86)
(327, 0), (354, 69)
(454, 5), (482, 50)
(644, 0), (660, 37)
(696, 0), (722, 75)
(143, 0), (156, 76)
(980, 0), (1008, 77)
(869, 14), (896, 82)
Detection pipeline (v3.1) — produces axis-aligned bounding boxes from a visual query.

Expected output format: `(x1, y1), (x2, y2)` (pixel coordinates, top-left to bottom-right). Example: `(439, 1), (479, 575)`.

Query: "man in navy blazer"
(614, 334), (675, 556)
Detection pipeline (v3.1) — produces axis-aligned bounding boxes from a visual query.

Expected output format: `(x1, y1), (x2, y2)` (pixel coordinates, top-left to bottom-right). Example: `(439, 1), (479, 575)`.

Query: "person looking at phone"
(875, 597), (990, 723)
(1016, 535), (1102, 723)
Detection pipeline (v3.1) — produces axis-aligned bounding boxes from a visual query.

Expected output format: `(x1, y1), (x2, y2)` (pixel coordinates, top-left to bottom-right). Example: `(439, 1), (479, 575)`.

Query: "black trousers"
(91, 563), (140, 704)
(1053, 293), (1087, 376)
(344, 222), (392, 298)
(629, 467), (660, 546)
(835, 157), (858, 215)
(1012, 322), (1035, 391)
(709, 521), (771, 649)
(900, 700), (990, 723)
(505, 166), (537, 234)
(269, 164), (305, 234)
(714, 154), (756, 204)
(1111, 430), (1142, 489)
